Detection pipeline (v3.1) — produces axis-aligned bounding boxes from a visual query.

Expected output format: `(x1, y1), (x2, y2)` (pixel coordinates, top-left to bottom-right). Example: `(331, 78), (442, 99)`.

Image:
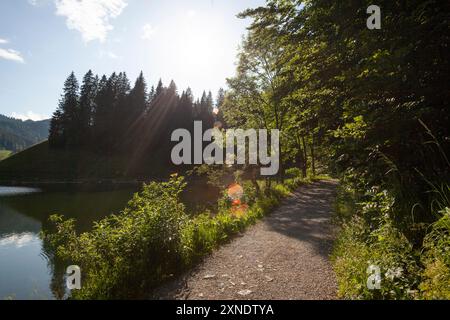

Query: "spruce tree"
(79, 70), (98, 145)
(129, 71), (148, 119)
(55, 71), (79, 146)
(195, 90), (214, 129)
(155, 79), (164, 97)
(168, 80), (177, 95)
(216, 88), (226, 127)
(111, 72), (131, 149)
(92, 75), (110, 149)
(148, 85), (155, 106)
(177, 87), (194, 130)
(49, 108), (64, 147)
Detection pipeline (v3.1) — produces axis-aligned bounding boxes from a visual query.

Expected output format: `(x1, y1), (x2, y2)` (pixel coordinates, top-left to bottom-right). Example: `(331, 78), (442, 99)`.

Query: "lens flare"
(227, 183), (244, 201)
(227, 183), (248, 218)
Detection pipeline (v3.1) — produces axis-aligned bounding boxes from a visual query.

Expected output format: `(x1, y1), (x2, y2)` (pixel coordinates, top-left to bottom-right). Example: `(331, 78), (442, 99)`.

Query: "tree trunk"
(310, 134), (316, 177)
(295, 135), (306, 178)
(301, 136), (308, 177)
(251, 166), (261, 195)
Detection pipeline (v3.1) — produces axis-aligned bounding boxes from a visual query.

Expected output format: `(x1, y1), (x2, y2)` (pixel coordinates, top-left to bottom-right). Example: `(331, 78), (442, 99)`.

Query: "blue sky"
(0, 0), (264, 120)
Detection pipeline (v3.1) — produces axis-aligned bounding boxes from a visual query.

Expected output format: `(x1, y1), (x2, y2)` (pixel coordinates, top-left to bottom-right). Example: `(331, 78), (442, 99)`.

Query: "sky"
(0, 0), (265, 120)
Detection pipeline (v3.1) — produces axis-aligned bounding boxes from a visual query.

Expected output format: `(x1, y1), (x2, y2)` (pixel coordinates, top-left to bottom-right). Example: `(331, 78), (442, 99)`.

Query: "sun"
(164, 10), (229, 94)
(179, 27), (215, 73)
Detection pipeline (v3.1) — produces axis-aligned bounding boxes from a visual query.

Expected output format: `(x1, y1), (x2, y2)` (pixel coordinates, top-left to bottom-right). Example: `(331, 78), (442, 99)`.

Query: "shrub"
(332, 185), (421, 299)
(420, 207), (450, 299)
(43, 176), (189, 299)
(42, 174), (306, 299)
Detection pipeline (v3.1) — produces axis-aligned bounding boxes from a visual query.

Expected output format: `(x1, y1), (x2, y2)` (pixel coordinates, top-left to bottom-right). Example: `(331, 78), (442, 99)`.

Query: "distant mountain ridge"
(0, 114), (50, 152)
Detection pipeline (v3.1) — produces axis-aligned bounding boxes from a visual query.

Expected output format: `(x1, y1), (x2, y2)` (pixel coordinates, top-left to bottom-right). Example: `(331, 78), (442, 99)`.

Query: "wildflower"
(385, 267), (403, 280)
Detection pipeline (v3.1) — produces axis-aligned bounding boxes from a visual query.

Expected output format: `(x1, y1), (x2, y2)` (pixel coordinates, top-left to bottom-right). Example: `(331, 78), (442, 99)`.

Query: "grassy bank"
(331, 179), (450, 299)
(42, 170), (314, 299)
(0, 150), (12, 161)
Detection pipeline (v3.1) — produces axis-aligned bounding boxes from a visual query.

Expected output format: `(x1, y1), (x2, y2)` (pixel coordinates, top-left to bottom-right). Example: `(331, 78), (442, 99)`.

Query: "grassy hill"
(0, 114), (50, 152)
(0, 140), (177, 183)
(0, 150), (12, 161)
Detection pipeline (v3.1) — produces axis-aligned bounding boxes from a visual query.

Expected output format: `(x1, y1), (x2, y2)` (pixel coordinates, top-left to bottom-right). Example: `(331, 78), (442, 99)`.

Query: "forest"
(0, 114), (49, 152)
(49, 71), (219, 153)
(42, 0), (449, 300)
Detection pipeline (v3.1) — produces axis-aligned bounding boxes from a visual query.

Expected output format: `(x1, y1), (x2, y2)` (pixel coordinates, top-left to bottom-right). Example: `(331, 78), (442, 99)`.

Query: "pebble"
(237, 289), (252, 296)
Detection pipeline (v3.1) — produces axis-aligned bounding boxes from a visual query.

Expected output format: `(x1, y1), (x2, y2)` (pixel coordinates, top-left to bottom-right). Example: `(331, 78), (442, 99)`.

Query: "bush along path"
(154, 180), (338, 300)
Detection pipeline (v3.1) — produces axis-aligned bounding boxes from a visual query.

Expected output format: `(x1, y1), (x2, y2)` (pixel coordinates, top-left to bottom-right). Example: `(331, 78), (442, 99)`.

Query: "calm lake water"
(0, 186), (136, 300)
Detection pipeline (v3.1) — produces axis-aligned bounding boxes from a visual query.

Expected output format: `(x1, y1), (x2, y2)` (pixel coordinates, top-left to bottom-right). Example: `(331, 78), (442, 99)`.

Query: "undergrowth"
(42, 170), (311, 299)
(332, 178), (450, 300)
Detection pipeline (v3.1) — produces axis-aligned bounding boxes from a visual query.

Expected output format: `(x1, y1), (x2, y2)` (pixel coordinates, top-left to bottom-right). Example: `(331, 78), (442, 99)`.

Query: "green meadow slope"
(0, 150), (12, 161)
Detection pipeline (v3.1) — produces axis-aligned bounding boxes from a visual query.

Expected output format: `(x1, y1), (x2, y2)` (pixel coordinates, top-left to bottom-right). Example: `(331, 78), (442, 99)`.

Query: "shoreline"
(0, 176), (214, 192)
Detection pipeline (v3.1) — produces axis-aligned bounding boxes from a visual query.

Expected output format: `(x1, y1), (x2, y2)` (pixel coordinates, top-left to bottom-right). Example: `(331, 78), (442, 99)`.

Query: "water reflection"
(0, 186), (41, 197)
(0, 233), (37, 247)
(0, 186), (136, 300)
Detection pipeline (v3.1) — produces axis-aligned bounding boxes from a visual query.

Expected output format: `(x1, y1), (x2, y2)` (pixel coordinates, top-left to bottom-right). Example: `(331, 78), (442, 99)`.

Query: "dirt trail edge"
(155, 180), (339, 300)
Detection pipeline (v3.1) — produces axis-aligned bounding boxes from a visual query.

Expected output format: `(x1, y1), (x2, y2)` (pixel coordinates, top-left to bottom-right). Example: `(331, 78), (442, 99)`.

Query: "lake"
(0, 182), (219, 299)
(0, 186), (136, 300)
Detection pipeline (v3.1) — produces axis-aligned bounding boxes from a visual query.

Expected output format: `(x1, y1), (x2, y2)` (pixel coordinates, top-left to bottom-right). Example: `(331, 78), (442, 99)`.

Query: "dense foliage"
(220, 0), (449, 299)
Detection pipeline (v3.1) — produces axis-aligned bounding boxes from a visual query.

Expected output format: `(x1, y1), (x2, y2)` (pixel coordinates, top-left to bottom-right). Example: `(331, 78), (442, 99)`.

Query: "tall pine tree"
(49, 72), (79, 147)
(129, 71), (148, 121)
(78, 70), (98, 144)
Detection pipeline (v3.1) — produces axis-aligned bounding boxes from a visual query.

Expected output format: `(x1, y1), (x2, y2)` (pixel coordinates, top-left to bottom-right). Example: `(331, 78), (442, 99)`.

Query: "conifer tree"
(216, 88), (226, 127)
(78, 70), (98, 144)
(50, 72), (79, 147)
(110, 72), (130, 149)
(92, 75), (110, 149)
(177, 87), (194, 129)
(48, 108), (64, 147)
(195, 90), (215, 129)
(148, 85), (155, 106)
(155, 79), (164, 97)
(129, 71), (148, 119)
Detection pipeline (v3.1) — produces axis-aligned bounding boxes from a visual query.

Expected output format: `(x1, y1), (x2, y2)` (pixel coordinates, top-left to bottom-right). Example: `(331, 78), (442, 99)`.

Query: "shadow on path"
(265, 180), (338, 257)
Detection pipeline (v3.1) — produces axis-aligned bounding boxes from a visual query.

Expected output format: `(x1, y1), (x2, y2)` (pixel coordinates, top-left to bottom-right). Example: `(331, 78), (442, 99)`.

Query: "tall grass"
(331, 122), (450, 299)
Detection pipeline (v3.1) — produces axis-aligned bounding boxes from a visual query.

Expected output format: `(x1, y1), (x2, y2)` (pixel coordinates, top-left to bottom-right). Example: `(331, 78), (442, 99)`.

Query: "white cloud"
(98, 50), (120, 59)
(141, 24), (157, 40)
(106, 51), (119, 59)
(0, 38), (8, 44)
(28, 0), (52, 7)
(0, 48), (25, 63)
(55, 0), (128, 43)
(11, 111), (47, 121)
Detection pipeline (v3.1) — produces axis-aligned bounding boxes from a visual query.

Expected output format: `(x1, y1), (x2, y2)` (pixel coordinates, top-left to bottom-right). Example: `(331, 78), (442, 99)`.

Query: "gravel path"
(155, 180), (338, 300)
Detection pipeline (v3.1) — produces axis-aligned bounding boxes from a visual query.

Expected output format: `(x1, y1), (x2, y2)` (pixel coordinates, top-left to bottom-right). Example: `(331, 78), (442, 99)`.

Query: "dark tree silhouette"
(78, 70), (98, 144)
(49, 71), (219, 162)
(49, 72), (79, 147)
